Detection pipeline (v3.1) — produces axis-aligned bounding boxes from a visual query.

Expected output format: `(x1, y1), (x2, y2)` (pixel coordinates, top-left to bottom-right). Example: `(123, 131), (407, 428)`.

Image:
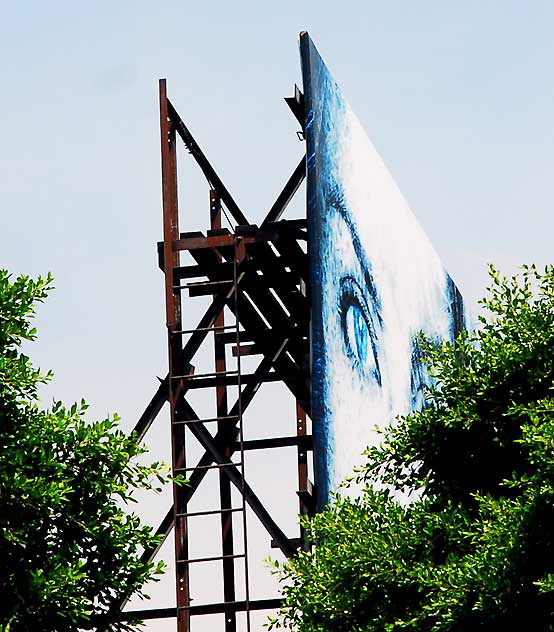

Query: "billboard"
(300, 33), (465, 507)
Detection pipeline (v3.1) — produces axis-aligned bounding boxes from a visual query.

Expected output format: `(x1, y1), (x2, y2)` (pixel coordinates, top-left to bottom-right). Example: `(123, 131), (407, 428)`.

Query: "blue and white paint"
(300, 33), (465, 508)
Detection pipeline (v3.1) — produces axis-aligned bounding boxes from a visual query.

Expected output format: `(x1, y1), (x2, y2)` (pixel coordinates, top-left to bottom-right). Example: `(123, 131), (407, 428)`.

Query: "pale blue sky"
(3, 0), (553, 413)
(2, 2), (553, 628)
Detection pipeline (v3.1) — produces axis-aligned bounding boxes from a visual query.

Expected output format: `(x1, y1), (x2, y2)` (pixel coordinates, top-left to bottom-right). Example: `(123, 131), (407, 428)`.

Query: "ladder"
(167, 198), (251, 632)
(158, 81), (312, 630)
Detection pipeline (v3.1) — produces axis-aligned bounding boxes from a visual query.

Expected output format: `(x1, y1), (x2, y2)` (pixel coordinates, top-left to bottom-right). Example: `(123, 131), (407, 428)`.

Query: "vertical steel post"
(296, 400), (310, 551)
(233, 236), (252, 632)
(160, 78), (190, 632)
(211, 190), (237, 631)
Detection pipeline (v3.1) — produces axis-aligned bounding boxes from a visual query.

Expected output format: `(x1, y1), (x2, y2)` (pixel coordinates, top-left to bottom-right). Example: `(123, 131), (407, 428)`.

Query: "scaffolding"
(117, 79), (314, 631)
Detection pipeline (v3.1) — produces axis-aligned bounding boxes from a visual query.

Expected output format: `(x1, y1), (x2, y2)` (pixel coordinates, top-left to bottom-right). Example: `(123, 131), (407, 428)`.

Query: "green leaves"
(0, 272), (53, 400)
(0, 272), (169, 631)
(275, 266), (554, 631)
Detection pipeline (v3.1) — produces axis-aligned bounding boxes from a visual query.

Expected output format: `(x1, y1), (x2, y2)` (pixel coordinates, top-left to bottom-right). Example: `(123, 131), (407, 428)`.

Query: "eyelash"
(338, 276), (381, 386)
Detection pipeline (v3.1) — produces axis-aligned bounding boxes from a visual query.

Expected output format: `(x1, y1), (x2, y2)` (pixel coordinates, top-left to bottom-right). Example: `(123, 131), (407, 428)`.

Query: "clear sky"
(2, 2), (553, 630)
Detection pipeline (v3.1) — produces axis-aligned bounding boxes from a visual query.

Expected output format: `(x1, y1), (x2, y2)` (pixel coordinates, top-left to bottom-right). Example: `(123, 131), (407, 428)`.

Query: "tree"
(273, 265), (554, 631)
(0, 271), (169, 632)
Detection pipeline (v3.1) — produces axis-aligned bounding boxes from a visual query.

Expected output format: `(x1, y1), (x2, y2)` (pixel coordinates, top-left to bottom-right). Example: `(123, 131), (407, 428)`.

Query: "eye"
(339, 276), (381, 385)
(345, 303), (370, 365)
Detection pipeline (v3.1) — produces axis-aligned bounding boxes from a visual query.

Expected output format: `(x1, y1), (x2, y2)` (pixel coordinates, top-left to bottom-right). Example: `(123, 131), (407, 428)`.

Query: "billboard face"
(300, 33), (465, 507)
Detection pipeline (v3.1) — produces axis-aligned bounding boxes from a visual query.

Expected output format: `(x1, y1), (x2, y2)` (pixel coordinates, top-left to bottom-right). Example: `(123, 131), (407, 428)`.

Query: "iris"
(345, 303), (370, 365)
(339, 275), (381, 384)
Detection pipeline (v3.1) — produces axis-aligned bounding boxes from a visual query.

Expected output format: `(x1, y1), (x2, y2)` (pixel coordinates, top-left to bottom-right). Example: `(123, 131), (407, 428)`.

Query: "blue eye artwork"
(339, 276), (381, 384)
(345, 302), (368, 362)
(301, 32), (465, 508)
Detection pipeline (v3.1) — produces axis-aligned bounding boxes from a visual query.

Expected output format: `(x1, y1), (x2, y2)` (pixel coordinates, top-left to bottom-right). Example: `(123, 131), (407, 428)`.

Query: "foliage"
(0, 271), (170, 631)
(273, 265), (554, 631)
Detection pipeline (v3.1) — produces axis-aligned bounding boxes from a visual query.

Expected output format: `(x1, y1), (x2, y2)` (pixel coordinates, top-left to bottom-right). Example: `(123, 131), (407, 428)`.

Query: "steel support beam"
(160, 78), (190, 632)
(175, 397), (298, 558)
(138, 338), (291, 566)
(262, 156), (306, 226)
(115, 80), (312, 631)
(211, 190), (237, 632)
(284, 84), (304, 127)
(167, 99), (249, 227)
(122, 598), (282, 621)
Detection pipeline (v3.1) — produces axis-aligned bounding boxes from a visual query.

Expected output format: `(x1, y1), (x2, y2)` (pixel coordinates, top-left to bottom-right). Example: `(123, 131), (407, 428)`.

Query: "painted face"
(302, 35), (465, 505)
(318, 167), (464, 498)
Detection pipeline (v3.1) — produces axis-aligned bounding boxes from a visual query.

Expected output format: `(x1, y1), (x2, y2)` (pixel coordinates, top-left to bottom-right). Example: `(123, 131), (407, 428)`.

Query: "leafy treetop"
(273, 265), (554, 631)
(0, 271), (170, 632)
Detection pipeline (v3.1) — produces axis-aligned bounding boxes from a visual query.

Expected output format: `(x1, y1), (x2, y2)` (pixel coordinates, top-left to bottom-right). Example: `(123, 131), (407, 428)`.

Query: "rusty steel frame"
(112, 79), (313, 632)
(210, 190), (238, 631)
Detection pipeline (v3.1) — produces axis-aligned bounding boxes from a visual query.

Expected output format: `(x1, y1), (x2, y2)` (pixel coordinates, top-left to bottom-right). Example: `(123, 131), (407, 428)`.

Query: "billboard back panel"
(300, 33), (465, 507)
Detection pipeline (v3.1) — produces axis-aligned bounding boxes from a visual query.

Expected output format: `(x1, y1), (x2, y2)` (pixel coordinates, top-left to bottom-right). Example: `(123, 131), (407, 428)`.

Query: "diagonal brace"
(176, 397), (297, 558)
(261, 156), (306, 226)
(167, 99), (249, 227)
(139, 338), (291, 564)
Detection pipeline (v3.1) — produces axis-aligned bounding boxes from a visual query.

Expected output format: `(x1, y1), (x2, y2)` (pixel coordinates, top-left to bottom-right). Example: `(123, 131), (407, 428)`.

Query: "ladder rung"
(170, 372), (289, 391)
(173, 279), (235, 292)
(175, 507), (243, 518)
(173, 281), (233, 289)
(172, 324), (238, 335)
(177, 553), (245, 564)
(174, 462), (243, 473)
(174, 597), (283, 614)
(172, 414), (239, 426)
(182, 279), (234, 288)
(172, 370), (239, 380)
(188, 281), (238, 297)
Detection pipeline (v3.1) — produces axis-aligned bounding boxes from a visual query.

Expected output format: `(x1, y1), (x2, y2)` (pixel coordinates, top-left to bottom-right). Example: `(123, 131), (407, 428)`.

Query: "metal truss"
(107, 79), (313, 632)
